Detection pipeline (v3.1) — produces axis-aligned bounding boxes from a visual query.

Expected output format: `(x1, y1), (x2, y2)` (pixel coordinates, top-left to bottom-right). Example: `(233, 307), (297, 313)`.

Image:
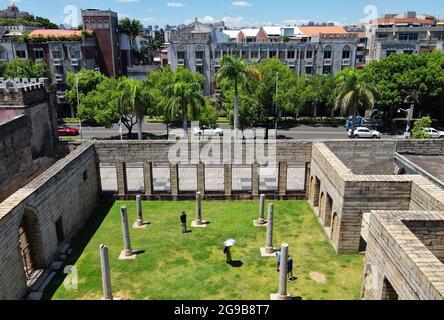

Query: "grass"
(48, 200), (363, 300)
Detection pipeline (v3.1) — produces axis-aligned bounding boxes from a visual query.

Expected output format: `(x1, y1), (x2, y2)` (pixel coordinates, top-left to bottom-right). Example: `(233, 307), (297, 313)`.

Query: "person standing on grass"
(275, 249), (282, 272)
(224, 245), (232, 263)
(180, 211), (187, 233)
(287, 256), (294, 280)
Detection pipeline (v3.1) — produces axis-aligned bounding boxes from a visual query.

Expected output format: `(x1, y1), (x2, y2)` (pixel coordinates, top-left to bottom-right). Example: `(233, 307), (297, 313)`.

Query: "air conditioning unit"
(323, 58), (332, 66)
(71, 58), (79, 66)
(342, 58), (351, 66)
(53, 58), (61, 66)
(55, 74), (63, 82)
(195, 59), (203, 66)
(177, 58), (185, 66)
(305, 58), (314, 66)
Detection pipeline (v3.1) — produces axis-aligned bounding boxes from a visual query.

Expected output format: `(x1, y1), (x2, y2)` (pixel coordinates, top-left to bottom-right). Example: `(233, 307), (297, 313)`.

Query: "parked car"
(192, 126), (224, 137)
(58, 126), (79, 136)
(348, 127), (381, 139)
(423, 128), (444, 139)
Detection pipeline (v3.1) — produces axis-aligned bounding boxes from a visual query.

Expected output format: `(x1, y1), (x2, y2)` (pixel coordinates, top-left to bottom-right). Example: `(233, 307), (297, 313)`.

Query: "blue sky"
(4, 0), (444, 28)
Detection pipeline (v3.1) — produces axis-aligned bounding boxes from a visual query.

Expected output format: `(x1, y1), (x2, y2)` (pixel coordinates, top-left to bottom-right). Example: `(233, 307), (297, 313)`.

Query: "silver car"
(348, 127), (381, 139)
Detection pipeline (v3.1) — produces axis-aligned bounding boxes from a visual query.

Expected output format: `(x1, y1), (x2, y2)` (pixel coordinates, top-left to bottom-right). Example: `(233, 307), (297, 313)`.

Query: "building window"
(386, 50), (397, 56)
(269, 50), (276, 58)
(195, 48), (204, 60)
(287, 50), (295, 59)
(250, 51), (258, 59)
(215, 50), (221, 59)
(97, 21), (102, 29)
(403, 50), (414, 55)
(377, 33), (388, 40)
(0, 47), (6, 61)
(232, 50), (240, 57)
(196, 65), (204, 75)
(16, 50), (26, 58)
(342, 46), (351, 59)
(399, 33), (418, 41)
(103, 20), (109, 29)
(323, 66), (332, 74)
(305, 66), (313, 75)
(55, 66), (64, 75)
(52, 49), (63, 59)
(91, 20), (96, 28)
(324, 47), (332, 59)
(33, 48), (44, 60)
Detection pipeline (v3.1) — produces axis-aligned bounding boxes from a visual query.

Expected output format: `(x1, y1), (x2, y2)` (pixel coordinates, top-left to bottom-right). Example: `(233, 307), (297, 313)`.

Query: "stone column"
(270, 243), (290, 300)
(305, 163), (311, 197)
(170, 163), (179, 197)
(143, 162), (153, 196)
(224, 164), (232, 197)
(116, 162), (127, 196)
(197, 162), (205, 195)
(100, 244), (113, 300)
(265, 204), (274, 254)
(258, 194), (266, 224)
(195, 191), (202, 225)
(136, 195), (143, 226)
(120, 206), (133, 256)
(278, 162), (287, 196)
(252, 163), (260, 197)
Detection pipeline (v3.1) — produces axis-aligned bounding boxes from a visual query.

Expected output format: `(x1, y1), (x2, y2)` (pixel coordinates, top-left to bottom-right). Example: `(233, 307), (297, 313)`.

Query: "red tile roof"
(299, 26), (347, 36)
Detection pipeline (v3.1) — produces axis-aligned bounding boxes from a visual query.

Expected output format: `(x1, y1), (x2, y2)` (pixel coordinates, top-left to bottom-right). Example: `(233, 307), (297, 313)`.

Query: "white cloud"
(282, 19), (312, 25)
(222, 16), (246, 28)
(184, 16), (216, 25)
(167, 2), (186, 7)
(232, 1), (253, 7)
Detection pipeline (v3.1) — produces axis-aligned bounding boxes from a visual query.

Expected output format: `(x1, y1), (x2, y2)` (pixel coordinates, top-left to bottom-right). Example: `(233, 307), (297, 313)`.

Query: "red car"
(58, 126), (79, 136)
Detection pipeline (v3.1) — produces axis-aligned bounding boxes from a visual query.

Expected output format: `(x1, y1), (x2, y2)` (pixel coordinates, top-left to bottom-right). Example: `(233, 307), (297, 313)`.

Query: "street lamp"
(275, 72), (279, 138)
(75, 72), (83, 140)
(398, 90), (419, 139)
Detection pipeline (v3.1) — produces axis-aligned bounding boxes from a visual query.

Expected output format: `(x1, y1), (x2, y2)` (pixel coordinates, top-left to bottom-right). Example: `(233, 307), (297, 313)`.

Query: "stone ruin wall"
(0, 143), (98, 300)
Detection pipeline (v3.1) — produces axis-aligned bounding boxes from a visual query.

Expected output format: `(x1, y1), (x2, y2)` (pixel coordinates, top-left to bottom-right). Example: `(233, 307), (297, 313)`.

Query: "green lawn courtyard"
(47, 200), (364, 300)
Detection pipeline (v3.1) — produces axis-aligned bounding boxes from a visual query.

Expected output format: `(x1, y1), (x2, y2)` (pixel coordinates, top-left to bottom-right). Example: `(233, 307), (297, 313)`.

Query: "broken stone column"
(100, 244), (113, 300)
(196, 191), (202, 225)
(120, 206), (133, 256)
(259, 194), (266, 224)
(265, 204), (274, 254)
(136, 195), (143, 227)
(271, 243), (290, 300)
(192, 191), (207, 228)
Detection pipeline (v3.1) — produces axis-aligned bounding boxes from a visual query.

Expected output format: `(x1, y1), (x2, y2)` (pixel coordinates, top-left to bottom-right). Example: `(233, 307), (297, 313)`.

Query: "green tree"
(199, 98), (219, 129)
(1, 58), (50, 78)
(256, 58), (299, 138)
(166, 67), (205, 133)
(216, 55), (261, 137)
(119, 18), (143, 65)
(334, 69), (379, 138)
(411, 116), (433, 139)
(65, 70), (106, 118)
(363, 52), (444, 122)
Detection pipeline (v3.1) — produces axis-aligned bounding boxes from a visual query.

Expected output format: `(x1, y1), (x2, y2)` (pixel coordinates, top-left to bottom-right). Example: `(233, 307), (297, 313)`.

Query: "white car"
(192, 126), (224, 137)
(348, 127), (381, 139)
(423, 128), (444, 139)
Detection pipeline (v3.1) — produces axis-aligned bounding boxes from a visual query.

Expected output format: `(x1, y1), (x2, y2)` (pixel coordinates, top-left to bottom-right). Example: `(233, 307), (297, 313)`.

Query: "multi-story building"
(366, 12), (444, 62)
(168, 20), (360, 95)
(81, 9), (127, 78)
(26, 29), (98, 104)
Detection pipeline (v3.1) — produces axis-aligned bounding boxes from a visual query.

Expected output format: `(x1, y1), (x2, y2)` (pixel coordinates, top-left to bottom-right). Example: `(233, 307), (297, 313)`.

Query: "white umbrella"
(224, 239), (237, 247)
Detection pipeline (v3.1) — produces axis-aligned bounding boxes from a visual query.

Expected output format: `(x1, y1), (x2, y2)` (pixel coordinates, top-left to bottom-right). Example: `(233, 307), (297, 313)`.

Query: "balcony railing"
(177, 59), (185, 66)
(53, 59), (61, 66)
(195, 59), (203, 66)
(305, 58), (314, 66)
(342, 58), (351, 66)
(323, 58), (332, 66)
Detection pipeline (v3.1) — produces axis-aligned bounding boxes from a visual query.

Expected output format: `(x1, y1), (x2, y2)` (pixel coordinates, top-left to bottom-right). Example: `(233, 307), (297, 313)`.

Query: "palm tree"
(166, 70), (205, 134)
(118, 78), (154, 140)
(216, 55), (261, 137)
(119, 18), (143, 66)
(334, 69), (379, 138)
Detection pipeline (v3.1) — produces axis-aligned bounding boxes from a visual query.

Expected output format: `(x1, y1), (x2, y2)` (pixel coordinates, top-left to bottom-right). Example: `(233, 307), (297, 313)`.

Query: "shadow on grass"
(227, 261), (243, 268)
(42, 199), (115, 300)
(290, 296), (303, 300)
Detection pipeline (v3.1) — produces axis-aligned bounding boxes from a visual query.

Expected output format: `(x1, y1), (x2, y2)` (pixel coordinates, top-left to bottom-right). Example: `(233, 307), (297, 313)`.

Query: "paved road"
(67, 122), (403, 140)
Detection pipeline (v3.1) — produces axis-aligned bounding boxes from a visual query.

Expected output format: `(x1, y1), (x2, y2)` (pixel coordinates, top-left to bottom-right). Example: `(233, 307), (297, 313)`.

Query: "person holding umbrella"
(223, 239), (236, 263)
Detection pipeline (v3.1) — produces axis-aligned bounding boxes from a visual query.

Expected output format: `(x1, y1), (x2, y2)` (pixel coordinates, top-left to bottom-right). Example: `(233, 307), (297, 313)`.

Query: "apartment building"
(366, 11), (444, 62)
(167, 20), (359, 95)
